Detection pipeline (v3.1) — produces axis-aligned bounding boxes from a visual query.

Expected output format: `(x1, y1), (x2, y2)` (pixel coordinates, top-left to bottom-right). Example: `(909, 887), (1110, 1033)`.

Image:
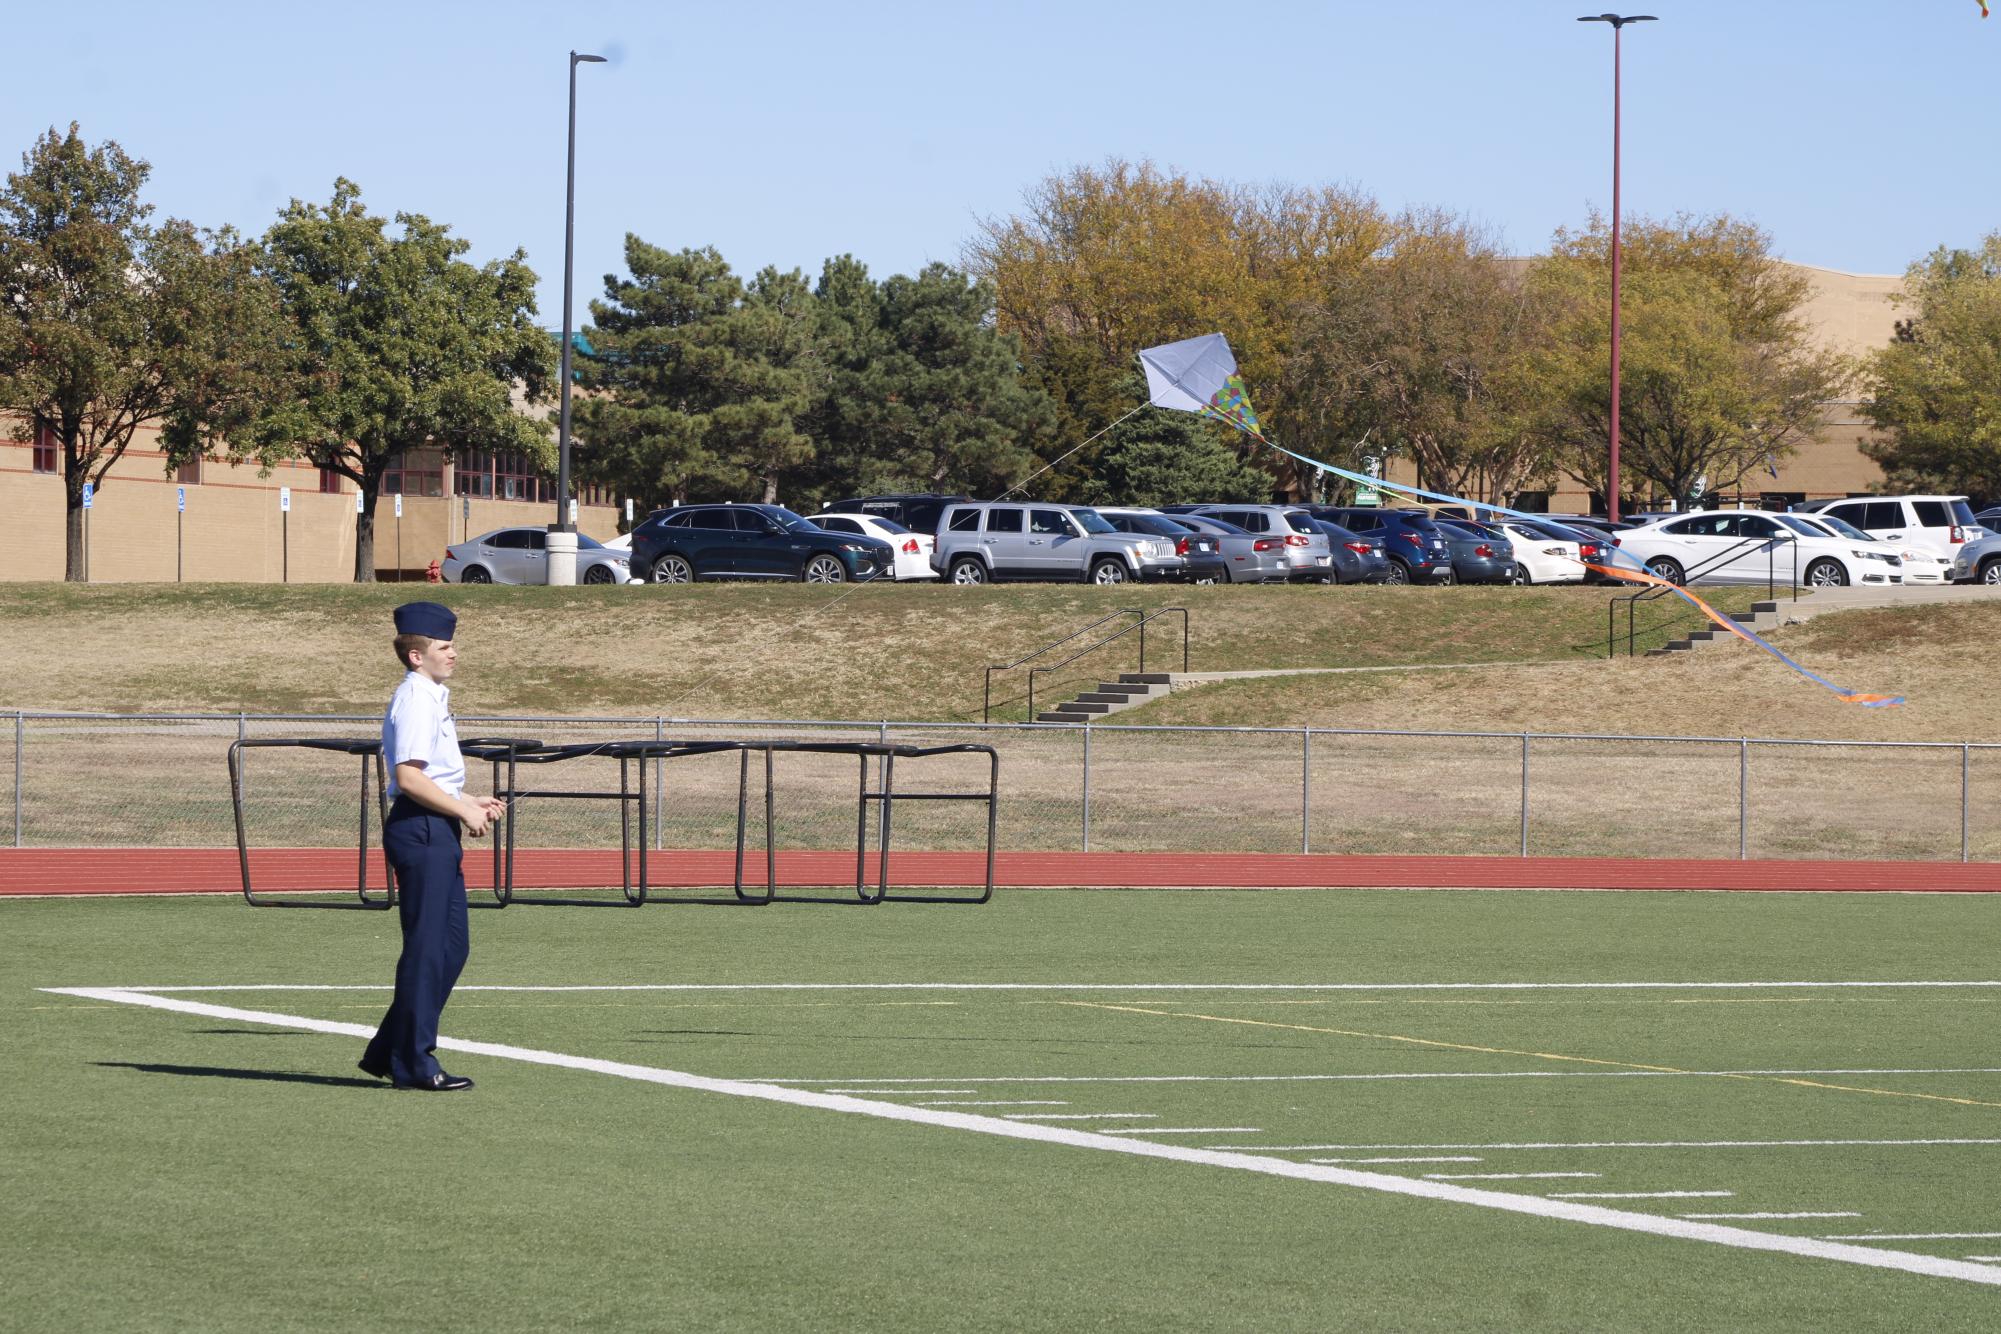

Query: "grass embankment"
(1126, 600), (2001, 742)
(0, 581), (1749, 722)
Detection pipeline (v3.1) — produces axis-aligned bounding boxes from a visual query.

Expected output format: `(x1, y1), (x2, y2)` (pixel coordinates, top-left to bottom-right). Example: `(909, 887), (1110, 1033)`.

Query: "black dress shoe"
(393, 1071), (474, 1092)
(357, 1056), (390, 1080)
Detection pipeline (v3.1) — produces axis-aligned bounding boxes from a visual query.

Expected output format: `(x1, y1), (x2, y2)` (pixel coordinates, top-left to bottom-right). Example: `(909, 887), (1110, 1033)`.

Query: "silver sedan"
(442, 528), (631, 585)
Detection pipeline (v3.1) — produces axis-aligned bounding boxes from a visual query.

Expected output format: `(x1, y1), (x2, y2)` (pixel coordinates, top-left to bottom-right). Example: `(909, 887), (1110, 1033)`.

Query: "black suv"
(630, 504), (894, 583)
(1307, 507), (1456, 584)
(820, 493), (970, 535)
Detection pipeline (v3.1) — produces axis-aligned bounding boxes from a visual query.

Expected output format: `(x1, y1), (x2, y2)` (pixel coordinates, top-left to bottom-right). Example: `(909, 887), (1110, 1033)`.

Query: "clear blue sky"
(6, 1), (1995, 324)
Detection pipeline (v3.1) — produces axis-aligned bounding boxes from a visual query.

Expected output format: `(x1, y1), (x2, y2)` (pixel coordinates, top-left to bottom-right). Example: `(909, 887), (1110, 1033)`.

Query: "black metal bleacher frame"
(227, 737), (395, 909)
(475, 737), (999, 908)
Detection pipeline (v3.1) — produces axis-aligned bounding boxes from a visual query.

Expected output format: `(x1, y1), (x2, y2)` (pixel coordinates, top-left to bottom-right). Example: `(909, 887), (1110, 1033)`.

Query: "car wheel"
(1435, 569), (1456, 587)
(802, 554), (847, 584)
(1980, 557), (2001, 586)
(582, 563), (614, 585)
(1382, 559), (1411, 586)
(1511, 564), (1532, 586)
(1090, 558), (1130, 585)
(949, 557), (989, 585)
(649, 554), (694, 584)
(461, 566), (491, 584)
(1806, 557), (1849, 589)
(1645, 556), (1684, 585)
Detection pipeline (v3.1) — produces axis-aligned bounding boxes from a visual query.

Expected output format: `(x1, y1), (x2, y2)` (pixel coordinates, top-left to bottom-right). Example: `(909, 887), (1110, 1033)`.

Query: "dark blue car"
(630, 504), (894, 583)
(1307, 507), (1456, 585)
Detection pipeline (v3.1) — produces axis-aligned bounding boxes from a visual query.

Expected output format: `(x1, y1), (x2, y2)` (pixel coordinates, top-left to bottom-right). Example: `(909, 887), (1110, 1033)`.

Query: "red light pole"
(1578, 13), (1655, 522)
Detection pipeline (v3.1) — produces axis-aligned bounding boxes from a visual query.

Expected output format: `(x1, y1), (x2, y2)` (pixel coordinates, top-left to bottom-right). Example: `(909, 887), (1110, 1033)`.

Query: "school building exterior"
(0, 429), (623, 584)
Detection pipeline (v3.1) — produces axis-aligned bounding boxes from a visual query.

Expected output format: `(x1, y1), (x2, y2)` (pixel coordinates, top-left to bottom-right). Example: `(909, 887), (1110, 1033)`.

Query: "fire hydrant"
(426, 559), (442, 584)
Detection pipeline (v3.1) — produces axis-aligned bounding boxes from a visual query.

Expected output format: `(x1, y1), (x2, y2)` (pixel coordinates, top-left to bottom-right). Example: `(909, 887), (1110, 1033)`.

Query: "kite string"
(993, 404), (1147, 504)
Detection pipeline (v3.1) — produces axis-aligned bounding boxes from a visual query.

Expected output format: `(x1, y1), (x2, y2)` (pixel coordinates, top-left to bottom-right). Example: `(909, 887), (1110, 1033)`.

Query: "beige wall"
(1, 421), (622, 583)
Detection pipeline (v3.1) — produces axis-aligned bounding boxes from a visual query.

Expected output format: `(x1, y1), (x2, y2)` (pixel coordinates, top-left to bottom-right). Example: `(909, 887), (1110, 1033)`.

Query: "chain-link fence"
(5, 711), (1999, 863)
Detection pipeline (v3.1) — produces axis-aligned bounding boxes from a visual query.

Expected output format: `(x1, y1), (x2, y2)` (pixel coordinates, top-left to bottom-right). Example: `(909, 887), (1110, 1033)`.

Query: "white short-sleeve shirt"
(383, 672), (465, 799)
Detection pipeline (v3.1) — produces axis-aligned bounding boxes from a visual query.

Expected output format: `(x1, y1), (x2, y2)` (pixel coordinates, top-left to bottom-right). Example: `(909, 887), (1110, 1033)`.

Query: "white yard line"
(1552, 1191), (1734, 1200)
(1427, 1172), (1601, 1181)
(1686, 1213), (1860, 1220)
(1312, 1156), (1484, 1165)
(1205, 1138), (2001, 1152)
(1832, 1240), (2001, 1248)
(1002, 1113), (1158, 1121)
(1096, 1127), (1263, 1136)
(823, 1089), (977, 1095)
(914, 1100), (1068, 1107)
(759, 1069), (2001, 1084)
(95, 980), (2001, 993)
(44, 985), (2001, 1291)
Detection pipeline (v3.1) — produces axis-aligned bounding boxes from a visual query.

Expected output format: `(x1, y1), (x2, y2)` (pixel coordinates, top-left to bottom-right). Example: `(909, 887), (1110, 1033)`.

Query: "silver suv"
(931, 503), (1172, 584)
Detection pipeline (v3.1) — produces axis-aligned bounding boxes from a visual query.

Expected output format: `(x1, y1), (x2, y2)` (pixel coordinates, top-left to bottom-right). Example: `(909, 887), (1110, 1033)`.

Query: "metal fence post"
(1963, 742), (1972, 864)
(1301, 728), (1312, 855)
(236, 712), (247, 804)
(1519, 733), (1530, 857)
(654, 717), (665, 851)
(1081, 725), (1092, 853)
(13, 712), (22, 848)
(1739, 738), (1750, 860)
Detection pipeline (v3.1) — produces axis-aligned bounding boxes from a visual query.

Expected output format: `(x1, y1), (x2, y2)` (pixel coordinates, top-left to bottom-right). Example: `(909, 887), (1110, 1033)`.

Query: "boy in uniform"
(358, 601), (505, 1091)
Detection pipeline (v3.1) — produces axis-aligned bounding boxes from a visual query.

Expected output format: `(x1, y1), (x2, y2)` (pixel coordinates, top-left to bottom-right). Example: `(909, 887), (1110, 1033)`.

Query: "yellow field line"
(1059, 1001), (2001, 1111)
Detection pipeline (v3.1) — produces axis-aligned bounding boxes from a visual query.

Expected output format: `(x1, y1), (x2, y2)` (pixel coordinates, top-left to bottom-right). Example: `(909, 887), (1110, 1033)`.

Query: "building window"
(383, 449), (444, 497)
(455, 450), (546, 503)
(32, 422), (59, 474)
(1759, 492), (1805, 511)
(318, 467), (342, 494)
(1509, 491), (1549, 514)
(177, 458), (202, 485)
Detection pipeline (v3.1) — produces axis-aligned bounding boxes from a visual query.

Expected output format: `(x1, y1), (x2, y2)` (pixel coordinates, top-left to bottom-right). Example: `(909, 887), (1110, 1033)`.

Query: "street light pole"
(1578, 13), (1655, 523)
(549, 48), (606, 586)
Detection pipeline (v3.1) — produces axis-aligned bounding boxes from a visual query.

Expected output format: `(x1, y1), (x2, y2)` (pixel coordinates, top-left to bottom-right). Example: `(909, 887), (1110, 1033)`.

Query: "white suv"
(1812, 496), (1985, 573)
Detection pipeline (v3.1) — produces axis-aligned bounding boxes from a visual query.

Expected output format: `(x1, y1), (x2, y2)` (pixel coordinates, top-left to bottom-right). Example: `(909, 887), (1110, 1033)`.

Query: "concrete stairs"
(1647, 601), (1783, 656)
(1036, 673), (1172, 723)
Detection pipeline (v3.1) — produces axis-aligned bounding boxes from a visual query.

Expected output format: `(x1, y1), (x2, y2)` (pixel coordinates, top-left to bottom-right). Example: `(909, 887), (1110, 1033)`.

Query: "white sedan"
(1785, 511), (1951, 584)
(1612, 510), (1902, 589)
(1497, 521), (1585, 585)
(807, 512), (937, 580)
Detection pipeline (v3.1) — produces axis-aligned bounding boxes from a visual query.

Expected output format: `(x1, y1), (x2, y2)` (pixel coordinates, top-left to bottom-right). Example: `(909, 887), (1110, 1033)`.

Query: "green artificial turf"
(7, 888), (2001, 1331)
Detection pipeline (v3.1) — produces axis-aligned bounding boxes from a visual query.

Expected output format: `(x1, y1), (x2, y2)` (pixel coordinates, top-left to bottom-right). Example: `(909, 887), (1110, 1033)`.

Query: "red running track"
(0, 847), (1995, 896)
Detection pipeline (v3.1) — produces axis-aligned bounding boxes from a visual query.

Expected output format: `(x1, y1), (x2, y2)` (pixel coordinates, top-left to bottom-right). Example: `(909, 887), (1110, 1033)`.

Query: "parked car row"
(435, 490), (2001, 589)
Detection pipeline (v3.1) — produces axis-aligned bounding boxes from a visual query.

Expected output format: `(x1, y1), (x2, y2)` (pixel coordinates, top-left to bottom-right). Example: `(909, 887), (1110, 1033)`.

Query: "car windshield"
(1118, 513), (1179, 536)
(1069, 508), (1117, 534)
(1951, 499), (1978, 526)
(576, 534), (606, 550)
(1185, 515), (1251, 536)
(1801, 513), (1870, 541)
(763, 507), (815, 531)
(1774, 514), (1827, 538)
(866, 516), (911, 534)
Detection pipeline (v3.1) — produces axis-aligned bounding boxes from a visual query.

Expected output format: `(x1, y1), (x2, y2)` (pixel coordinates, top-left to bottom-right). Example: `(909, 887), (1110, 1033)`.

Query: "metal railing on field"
(5, 710), (1998, 868)
(1025, 607), (1189, 718)
(1608, 538), (1801, 657)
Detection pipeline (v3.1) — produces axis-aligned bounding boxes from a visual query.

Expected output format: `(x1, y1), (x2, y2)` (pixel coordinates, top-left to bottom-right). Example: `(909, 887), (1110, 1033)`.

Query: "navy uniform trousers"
(362, 798), (470, 1085)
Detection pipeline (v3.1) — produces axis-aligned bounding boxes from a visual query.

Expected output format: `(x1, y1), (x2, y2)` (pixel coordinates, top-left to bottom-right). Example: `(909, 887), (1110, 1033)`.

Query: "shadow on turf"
(95, 1061), (382, 1089)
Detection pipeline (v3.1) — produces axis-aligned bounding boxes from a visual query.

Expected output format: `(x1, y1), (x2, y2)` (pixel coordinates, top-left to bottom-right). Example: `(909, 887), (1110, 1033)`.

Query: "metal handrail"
(1607, 536), (1800, 657)
(983, 608), (1142, 722)
(1026, 607), (1190, 720)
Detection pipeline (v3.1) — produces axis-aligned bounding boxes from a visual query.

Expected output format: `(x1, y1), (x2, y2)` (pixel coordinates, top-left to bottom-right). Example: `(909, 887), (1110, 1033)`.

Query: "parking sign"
(279, 486), (291, 513)
(81, 482), (93, 510)
(177, 486), (185, 513)
(569, 497), (579, 524)
(394, 493), (403, 519)
(355, 490), (363, 514)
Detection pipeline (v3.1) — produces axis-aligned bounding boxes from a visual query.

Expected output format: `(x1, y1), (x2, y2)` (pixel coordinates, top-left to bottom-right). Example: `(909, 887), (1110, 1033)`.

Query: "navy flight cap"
(393, 601), (457, 641)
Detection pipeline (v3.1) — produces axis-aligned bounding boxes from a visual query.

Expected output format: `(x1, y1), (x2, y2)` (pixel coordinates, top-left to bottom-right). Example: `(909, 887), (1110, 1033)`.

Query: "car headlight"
(838, 542), (870, 554)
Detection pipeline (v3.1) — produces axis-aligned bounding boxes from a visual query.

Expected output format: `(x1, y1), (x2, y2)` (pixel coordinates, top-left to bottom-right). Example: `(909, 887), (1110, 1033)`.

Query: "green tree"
(238, 178), (552, 580)
(1528, 213), (1846, 509)
(853, 263), (1055, 496)
(1069, 381), (1272, 507)
(0, 125), (286, 580)
(574, 239), (745, 507)
(704, 265), (818, 505)
(1288, 211), (1558, 504)
(1862, 235), (2001, 502)
(967, 159), (1395, 495)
